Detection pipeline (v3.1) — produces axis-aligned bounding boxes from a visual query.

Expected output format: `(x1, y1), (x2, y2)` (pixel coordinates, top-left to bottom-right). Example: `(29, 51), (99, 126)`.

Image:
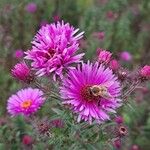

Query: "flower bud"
(120, 51), (132, 62)
(22, 135), (33, 145)
(50, 119), (64, 128)
(13, 49), (24, 59)
(25, 2), (37, 13)
(130, 145), (140, 150)
(109, 59), (120, 71)
(115, 116), (124, 124)
(140, 65), (150, 79)
(97, 49), (112, 64)
(113, 138), (121, 149)
(11, 62), (34, 83)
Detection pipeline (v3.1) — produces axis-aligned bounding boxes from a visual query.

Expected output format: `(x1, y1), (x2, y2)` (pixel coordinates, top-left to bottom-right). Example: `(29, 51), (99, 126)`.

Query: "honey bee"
(89, 85), (113, 99)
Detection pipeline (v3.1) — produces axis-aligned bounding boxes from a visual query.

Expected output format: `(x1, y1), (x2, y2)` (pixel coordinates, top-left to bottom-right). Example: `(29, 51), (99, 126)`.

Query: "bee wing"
(101, 92), (113, 99)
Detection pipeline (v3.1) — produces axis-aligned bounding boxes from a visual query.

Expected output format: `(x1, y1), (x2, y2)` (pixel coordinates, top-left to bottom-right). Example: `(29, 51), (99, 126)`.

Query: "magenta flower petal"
(60, 62), (122, 123)
(7, 88), (45, 116)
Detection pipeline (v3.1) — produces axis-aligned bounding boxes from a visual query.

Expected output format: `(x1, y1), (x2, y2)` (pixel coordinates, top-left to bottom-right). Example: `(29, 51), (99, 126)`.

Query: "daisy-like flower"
(25, 21), (84, 80)
(60, 62), (122, 124)
(7, 88), (45, 116)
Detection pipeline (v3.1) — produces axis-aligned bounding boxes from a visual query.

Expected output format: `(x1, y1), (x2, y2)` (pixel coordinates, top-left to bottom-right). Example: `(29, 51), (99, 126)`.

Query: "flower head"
(113, 138), (121, 149)
(7, 88), (45, 116)
(115, 116), (124, 124)
(40, 20), (48, 27)
(22, 135), (33, 145)
(97, 49), (112, 64)
(109, 59), (120, 71)
(60, 62), (122, 123)
(120, 51), (132, 61)
(11, 62), (33, 83)
(13, 49), (24, 59)
(106, 11), (118, 21)
(53, 15), (60, 22)
(93, 32), (105, 40)
(140, 65), (150, 79)
(25, 21), (84, 80)
(130, 145), (140, 150)
(25, 2), (37, 13)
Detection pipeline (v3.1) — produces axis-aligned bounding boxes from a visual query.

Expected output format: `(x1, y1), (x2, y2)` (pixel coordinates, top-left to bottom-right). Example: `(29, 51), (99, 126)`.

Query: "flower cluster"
(7, 21), (150, 126)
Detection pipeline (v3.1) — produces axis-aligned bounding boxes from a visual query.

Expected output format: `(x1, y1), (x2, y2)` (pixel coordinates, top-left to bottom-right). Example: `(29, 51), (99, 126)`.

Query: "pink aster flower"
(97, 49), (112, 64)
(7, 88), (45, 116)
(120, 51), (132, 61)
(60, 62), (122, 124)
(25, 2), (37, 13)
(140, 65), (150, 79)
(11, 62), (33, 83)
(13, 49), (24, 59)
(25, 21), (84, 80)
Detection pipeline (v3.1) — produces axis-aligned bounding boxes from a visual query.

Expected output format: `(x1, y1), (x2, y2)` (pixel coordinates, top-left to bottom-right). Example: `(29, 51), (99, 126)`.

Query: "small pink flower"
(93, 32), (105, 40)
(40, 20), (48, 27)
(22, 135), (33, 145)
(99, 0), (108, 5)
(106, 11), (118, 21)
(115, 116), (124, 124)
(7, 88), (45, 116)
(113, 138), (121, 149)
(130, 145), (140, 150)
(11, 62), (33, 83)
(109, 59), (120, 70)
(53, 15), (60, 22)
(13, 49), (24, 59)
(120, 51), (132, 61)
(97, 49), (112, 63)
(25, 2), (37, 13)
(50, 119), (64, 128)
(140, 65), (150, 79)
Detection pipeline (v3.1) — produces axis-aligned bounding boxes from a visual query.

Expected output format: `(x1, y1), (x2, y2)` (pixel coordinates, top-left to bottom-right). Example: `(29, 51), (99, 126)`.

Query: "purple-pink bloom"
(140, 65), (150, 79)
(53, 15), (60, 22)
(25, 2), (37, 13)
(60, 62), (122, 124)
(114, 116), (124, 124)
(7, 88), (45, 116)
(106, 11), (118, 21)
(120, 51), (132, 61)
(109, 59), (120, 71)
(97, 49), (112, 63)
(93, 32), (105, 40)
(40, 20), (48, 27)
(13, 49), (24, 59)
(25, 21), (84, 80)
(11, 62), (32, 83)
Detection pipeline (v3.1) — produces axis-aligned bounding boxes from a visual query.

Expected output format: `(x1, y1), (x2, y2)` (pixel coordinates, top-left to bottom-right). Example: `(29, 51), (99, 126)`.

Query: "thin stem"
(122, 80), (140, 99)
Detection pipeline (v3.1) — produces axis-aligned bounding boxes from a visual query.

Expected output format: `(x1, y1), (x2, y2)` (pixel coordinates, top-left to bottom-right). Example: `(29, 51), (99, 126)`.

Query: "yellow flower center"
(21, 100), (32, 109)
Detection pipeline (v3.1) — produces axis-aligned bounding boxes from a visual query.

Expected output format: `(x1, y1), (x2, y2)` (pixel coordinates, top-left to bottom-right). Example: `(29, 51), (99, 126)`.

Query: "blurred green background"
(0, 0), (150, 149)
